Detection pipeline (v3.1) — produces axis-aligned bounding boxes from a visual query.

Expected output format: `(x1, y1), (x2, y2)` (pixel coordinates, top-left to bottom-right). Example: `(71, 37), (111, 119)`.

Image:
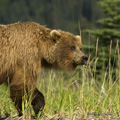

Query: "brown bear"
(0, 22), (88, 116)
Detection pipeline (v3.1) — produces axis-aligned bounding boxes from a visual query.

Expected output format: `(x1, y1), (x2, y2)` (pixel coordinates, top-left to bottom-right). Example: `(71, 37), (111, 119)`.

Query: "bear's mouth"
(81, 60), (87, 65)
(73, 60), (86, 68)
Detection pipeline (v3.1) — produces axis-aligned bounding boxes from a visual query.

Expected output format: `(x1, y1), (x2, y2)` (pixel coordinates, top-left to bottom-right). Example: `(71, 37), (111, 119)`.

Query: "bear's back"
(0, 22), (47, 83)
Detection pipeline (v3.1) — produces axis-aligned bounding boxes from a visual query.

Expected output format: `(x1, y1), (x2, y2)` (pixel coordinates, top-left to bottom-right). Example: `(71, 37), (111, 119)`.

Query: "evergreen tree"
(87, 0), (120, 45)
(85, 0), (120, 80)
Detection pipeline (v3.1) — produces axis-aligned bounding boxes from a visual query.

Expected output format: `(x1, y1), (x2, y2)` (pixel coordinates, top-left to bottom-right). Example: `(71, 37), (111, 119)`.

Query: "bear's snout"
(81, 55), (88, 62)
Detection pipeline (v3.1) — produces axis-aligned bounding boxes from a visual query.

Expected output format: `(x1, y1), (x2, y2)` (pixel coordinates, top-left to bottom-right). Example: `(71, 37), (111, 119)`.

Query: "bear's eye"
(70, 46), (76, 51)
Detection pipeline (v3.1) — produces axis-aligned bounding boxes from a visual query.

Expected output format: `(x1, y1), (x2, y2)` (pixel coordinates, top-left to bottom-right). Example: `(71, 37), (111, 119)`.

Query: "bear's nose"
(82, 56), (88, 61)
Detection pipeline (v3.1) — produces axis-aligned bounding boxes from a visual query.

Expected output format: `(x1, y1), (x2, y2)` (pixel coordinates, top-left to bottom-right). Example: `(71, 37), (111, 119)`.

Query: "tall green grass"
(0, 41), (120, 119)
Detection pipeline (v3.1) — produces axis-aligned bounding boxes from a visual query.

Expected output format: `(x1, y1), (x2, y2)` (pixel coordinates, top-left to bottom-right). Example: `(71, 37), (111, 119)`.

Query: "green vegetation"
(0, 41), (120, 119)
(84, 0), (120, 81)
(85, 0), (120, 44)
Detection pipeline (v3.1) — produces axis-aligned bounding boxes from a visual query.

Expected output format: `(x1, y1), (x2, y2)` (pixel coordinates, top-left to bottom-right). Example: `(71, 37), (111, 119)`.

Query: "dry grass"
(0, 40), (120, 120)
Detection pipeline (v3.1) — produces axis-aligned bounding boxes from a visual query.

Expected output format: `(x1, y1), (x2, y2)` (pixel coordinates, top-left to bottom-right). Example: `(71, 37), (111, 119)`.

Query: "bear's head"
(42, 30), (88, 71)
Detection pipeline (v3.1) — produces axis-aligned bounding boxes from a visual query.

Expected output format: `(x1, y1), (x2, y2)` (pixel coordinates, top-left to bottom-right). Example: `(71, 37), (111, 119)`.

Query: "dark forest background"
(0, 0), (102, 35)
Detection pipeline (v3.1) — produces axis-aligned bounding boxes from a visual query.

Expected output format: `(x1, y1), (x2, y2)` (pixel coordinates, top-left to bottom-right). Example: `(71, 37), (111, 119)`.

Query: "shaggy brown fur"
(0, 22), (88, 116)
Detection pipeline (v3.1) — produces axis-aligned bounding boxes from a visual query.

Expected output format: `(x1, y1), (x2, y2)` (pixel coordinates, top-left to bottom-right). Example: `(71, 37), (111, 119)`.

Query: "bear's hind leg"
(31, 88), (45, 116)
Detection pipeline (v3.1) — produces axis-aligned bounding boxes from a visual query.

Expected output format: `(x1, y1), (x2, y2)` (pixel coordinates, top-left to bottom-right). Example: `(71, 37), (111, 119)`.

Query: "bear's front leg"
(9, 68), (36, 116)
(10, 85), (23, 116)
(9, 67), (45, 117)
(31, 88), (45, 116)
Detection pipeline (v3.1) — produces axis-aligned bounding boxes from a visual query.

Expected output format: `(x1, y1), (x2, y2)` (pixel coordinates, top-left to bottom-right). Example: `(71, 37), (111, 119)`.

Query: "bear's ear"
(50, 30), (61, 41)
(76, 35), (82, 45)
